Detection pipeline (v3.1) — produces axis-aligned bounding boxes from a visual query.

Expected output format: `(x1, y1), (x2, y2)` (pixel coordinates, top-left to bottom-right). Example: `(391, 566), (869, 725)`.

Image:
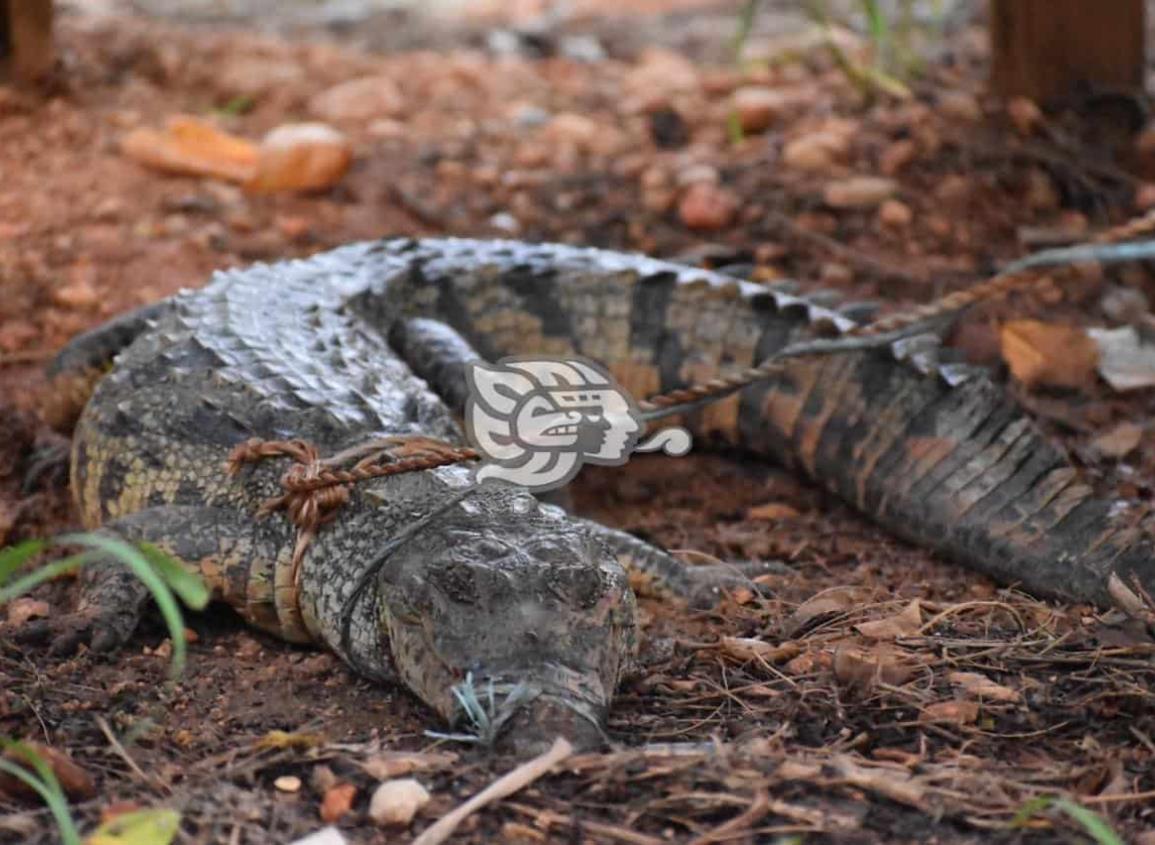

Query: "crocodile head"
(375, 483), (638, 753)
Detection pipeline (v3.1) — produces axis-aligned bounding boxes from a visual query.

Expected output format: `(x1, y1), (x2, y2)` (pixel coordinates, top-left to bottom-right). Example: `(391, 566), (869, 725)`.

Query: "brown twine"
(226, 436), (480, 569)
(225, 211), (1155, 557)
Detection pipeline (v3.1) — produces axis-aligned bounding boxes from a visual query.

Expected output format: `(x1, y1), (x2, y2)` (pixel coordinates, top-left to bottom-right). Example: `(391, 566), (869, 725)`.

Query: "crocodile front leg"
(6, 504), (299, 654)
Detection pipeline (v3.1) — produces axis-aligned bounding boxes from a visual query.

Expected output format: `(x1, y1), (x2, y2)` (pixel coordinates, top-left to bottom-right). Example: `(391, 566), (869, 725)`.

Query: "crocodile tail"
(406, 238), (1152, 607)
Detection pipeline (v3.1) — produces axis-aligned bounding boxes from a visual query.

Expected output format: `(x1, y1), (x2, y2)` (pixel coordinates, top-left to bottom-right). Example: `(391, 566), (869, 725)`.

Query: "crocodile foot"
(682, 560), (790, 609)
(21, 431), (71, 493)
(3, 604), (141, 656)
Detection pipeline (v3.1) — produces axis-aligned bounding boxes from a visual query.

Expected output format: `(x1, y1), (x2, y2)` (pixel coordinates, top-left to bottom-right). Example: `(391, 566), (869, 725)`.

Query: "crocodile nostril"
(431, 561), (479, 605)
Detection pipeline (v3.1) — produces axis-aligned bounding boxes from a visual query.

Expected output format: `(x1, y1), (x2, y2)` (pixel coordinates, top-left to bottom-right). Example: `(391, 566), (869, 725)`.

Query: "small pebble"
(731, 86), (794, 133)
(1007, 97), (1043, 136)
(275, 775), (302, 793)
(368, 779), (430, 828)
(248, 123), (352, 193)
(782, 131), (847, 173)
(878, 199), (912, 228)
(824, 176), (897, 209)
(309, 75), (404, 123)
(678, 182), (738, 231)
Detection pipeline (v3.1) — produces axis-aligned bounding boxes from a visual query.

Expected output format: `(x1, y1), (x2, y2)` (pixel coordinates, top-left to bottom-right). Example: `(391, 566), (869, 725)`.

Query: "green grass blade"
(732, 0), (763, 63)
(0, 539), (47, 585)
(56, 534), (190, 678)
(1012, 794), (1125, 845)
(0, 553), (91, 605)
(1051, 799), (1125, 845)
(137, 543), (209, 610)
(0, 742), (82, 845)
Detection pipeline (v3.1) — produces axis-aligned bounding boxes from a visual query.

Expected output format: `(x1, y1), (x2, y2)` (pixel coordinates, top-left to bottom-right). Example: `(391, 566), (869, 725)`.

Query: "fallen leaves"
(360, 750), (457, 781)
(319, 783), (357, 824)
(919, 699), (980, 725)
(1090, 422), (1144, 459)
(718, 636), (801, 664)
(999, 319), (1099, 390)
(785, 589), (860, 636)
(854, 600), (922, 640)
(256, 730), (326, 751)
(744, 502), (800, 522)
(3, 596), (50, 626)
(121, 116), (258, 183)
(0, 742), (95, 802)
(832, 644), (920, 689)
(949, 671), (1022, 703)
(121, 115), (352, 193)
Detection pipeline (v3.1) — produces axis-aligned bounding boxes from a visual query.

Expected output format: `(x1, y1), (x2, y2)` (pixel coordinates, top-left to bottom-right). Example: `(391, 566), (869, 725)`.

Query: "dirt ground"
(4, 1), (1155, 842)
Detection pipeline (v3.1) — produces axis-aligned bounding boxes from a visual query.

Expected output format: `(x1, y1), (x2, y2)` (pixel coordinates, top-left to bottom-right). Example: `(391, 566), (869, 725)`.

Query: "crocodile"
(22, 237), (1155, 750)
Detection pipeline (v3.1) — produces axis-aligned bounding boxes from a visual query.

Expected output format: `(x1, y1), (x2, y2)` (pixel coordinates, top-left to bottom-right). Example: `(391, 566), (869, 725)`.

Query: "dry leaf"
(854, 600), (922, 640)
(320, 783), (357, 823)
(121, 116), (258, 183)
(783, 650), (828, 675)
(5, 597), (50, 626)
(745, 502), (801, 521)
(719, 636), (801, 664)
(919, 699), (980, 725)
(831, 756), (927, 808)
(999, 319), (1098, 390)
(948, 671), (1022, 703)
(786, 589), (859, 636)
(1091, 422), (1144, 459)
(256, 731), (325, 751)
(833, 644), (918, 689)
(0, 743), (95, 801)
(361, 751), (457, 781)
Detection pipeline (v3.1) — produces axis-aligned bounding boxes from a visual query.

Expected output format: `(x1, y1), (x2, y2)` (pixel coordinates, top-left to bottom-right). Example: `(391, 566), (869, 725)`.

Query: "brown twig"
(686, 791), (771, 845)
(411, 737), (574, 845)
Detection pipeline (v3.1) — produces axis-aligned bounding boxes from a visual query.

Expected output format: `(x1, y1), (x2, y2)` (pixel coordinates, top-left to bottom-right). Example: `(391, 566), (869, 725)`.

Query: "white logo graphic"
(464, 357), (692, 492)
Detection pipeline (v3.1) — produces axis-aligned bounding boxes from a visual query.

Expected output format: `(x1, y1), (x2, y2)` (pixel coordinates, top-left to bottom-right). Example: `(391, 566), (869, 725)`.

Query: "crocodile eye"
(551, 565), (608, 609)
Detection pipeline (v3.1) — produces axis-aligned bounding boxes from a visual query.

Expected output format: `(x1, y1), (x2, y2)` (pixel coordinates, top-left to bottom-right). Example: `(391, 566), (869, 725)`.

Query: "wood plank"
(1, 0), (54, 83)
(990, 0), (1145, 103)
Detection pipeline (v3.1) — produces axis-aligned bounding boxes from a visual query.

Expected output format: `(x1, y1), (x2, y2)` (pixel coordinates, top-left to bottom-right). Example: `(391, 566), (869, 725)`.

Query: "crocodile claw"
(683, 560), (789, 609)
(21, 432), (72, 494)
(4, 606), (141, 657)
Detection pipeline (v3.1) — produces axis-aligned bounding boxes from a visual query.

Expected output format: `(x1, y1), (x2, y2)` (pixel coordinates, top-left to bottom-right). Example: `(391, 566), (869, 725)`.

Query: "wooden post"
(990, 0), (1145, 104)
(0, 0), (54, 83)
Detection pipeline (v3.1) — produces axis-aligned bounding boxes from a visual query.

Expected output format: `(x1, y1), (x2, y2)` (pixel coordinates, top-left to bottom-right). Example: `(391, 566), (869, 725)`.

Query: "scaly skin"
(40, 238), (1155, 748)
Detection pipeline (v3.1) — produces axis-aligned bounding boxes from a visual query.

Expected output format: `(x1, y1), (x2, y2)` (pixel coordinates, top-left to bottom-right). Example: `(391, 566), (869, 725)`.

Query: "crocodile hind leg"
(41, 300), (173, 433)
(5, 504), (282, 655)
(578, 519), (786, 608)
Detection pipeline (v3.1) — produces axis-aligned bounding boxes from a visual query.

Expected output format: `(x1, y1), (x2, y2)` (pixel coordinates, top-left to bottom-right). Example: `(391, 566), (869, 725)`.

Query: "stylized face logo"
(465, 356), (689, 491)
